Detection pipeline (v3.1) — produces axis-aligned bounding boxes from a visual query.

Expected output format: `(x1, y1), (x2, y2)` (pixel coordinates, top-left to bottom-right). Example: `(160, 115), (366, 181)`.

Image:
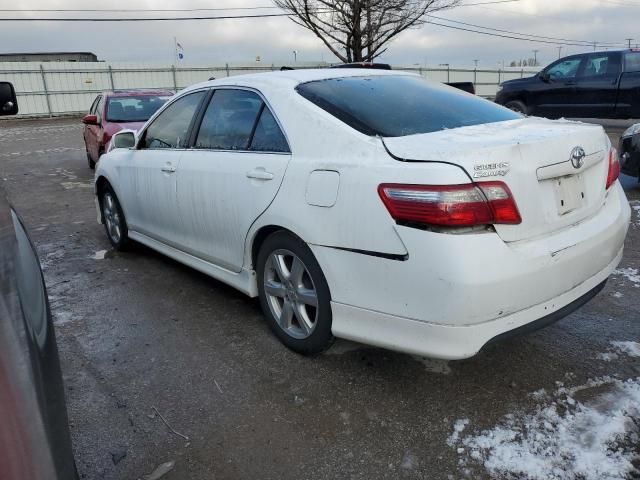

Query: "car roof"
(104, 89), (174, 97)
(184, 68), (410, 93)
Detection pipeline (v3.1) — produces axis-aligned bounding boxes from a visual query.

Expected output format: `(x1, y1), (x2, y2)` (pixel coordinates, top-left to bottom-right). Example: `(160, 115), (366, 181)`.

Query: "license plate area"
(552, 174), (586, 215)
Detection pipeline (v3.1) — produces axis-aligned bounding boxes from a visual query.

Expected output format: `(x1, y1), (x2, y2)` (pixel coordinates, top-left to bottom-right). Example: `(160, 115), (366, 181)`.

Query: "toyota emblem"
(570, 146), (586, 169)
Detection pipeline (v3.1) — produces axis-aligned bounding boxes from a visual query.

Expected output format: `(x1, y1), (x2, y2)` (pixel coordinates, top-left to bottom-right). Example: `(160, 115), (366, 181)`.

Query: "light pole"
(293, 50), (298, 63)
(473, 59), (479, 68)
(532, 49), (539, 66)
(557, 46), (562, 59)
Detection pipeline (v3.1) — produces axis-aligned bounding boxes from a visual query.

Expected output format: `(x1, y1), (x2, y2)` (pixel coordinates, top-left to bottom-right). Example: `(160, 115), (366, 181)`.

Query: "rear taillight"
(606, 147), (620, 190)
(378, 181), (521, 228)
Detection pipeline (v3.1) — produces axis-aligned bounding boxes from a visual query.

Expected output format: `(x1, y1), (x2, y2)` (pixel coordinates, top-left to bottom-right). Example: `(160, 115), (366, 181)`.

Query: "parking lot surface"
(1, 117), (639, 480)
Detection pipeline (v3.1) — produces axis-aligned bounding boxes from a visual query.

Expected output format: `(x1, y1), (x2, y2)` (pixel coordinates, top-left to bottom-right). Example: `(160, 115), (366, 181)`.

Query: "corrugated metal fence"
(0, 61), (540, 117)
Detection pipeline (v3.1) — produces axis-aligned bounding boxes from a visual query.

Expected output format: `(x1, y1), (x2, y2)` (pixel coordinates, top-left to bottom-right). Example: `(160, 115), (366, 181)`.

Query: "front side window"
(195, 89), (263, 150)
(296, 75), (519, 137)
(141, 91), (206, 149)
(106, 95), (172, 123)
(546, 57), (582, 80)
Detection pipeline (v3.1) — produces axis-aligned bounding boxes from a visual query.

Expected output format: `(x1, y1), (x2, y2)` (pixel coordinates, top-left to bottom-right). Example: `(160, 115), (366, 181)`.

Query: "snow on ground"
(91, 249), (107, 260)
(614, 267), (640, 286)
(597, 341), (640, 361)
(449, 377), (640, 480)
(630, 201), (639, 227)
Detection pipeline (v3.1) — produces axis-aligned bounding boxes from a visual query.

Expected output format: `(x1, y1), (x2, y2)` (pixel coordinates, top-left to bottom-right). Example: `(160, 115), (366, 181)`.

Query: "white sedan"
(94, 69), (630, 359)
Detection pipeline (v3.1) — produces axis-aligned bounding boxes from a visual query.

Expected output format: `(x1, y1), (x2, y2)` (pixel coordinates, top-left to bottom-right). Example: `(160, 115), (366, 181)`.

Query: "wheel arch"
(250, 224), (303, 271)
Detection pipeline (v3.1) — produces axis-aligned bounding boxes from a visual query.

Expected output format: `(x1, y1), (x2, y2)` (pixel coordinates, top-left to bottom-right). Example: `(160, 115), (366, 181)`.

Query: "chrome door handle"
(161, 165), (176, 173)
(246, 168), (274, 180)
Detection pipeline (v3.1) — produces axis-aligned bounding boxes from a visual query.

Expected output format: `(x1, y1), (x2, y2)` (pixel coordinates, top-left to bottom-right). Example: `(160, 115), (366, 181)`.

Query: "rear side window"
(579, 53), (620, 78)
(195, 89), (262, 150)
(250, 108), (289, 152)
(296, 75), (519, 137)
(625, 52), (640, 72)
(106, 95), (171, 123)
(141, 91), (205, 149)
(195, 89), (289, 152)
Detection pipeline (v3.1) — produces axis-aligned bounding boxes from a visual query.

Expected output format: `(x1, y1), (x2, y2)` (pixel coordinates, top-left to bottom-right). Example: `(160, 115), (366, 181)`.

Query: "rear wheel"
(505, 100), (528, 115)
(257, 231), (334, 355)
(99, 186), (128, 250)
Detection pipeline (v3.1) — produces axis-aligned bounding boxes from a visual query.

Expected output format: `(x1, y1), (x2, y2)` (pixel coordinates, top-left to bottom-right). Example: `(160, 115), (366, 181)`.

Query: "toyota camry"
(94, 69), (630, 359)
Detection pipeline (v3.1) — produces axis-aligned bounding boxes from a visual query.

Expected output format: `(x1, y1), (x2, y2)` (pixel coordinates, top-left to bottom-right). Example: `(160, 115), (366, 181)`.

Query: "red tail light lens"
(606, 147), (620, 190)
(378, 181), (521, 228)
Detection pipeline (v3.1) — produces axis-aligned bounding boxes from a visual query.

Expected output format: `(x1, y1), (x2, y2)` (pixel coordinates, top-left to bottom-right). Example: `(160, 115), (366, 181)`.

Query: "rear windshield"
(106, 95), (172, 122)
(625, 52), (640, 72)
(296, 75), (519, 137)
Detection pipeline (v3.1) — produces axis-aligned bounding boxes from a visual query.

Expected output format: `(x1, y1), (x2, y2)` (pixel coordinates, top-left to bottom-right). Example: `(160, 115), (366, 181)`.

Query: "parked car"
(96, 70), (630, 360)
(82, 90), (173, 169)
(620, 123), (640, 181)
(0, 82), (78, 479)
(495, 49), (640, 119)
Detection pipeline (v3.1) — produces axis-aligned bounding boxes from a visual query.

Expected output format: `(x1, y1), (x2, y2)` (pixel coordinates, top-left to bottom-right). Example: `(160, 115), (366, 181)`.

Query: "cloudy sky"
(0, 0), (637, 68)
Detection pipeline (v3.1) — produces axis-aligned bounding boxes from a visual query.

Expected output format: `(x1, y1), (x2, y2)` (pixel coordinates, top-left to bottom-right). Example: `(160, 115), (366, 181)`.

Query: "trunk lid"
(383, 117), (610, 242)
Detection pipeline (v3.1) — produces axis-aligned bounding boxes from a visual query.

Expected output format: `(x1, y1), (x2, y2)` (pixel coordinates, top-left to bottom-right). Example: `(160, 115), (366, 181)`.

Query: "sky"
(0, 0), (638, 68)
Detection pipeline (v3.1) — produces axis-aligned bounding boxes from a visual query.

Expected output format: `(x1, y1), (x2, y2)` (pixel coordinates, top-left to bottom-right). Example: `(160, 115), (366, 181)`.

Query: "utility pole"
(293, 50), (298, 63)
(532, 49), (539, 66)
(626, 38), (634, 48)
(593, 42), (597, 51)
(557, 46), (562, 59)
(473, 59), (479, 68)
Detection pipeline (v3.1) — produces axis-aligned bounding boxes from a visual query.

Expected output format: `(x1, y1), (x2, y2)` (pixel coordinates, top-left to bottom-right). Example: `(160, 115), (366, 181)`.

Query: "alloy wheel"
(263, 249), (318, 339)
(102, 192), (122, 244)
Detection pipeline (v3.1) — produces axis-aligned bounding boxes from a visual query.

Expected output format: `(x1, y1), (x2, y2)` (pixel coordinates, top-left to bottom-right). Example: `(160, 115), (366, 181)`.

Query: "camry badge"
(473, 162), (510, 178)
(570, 146), (586, 169)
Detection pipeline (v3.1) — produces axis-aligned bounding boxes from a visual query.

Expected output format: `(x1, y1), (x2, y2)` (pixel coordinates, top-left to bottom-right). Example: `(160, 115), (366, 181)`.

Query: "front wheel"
(257, 231), (334, 355)
(99, 186), (129, 250)
(505, 100), (528, 115)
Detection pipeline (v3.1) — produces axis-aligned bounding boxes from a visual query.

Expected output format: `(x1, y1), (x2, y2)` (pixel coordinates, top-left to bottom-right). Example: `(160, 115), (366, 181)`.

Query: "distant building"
(0, 52), (99, 62)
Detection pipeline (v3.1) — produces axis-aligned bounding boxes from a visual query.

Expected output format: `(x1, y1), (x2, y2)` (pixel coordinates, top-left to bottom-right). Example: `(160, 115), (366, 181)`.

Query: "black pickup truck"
(495, 49), (640, 118)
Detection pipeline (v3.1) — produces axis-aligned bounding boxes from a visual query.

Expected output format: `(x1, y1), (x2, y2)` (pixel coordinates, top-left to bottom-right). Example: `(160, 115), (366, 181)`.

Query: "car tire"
(505, 100), (528, 115)
(99, 185), (129, 250)
(256, 231), (334, 355)
(84, 143), (96, 170)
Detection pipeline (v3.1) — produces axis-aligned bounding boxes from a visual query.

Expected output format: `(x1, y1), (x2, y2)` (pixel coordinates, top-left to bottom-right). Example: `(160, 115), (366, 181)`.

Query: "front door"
(84, 95), (103, 160)
(175, 88), (291, 271)
(535, 55), (585, 118)
(118, 90), (207, 246)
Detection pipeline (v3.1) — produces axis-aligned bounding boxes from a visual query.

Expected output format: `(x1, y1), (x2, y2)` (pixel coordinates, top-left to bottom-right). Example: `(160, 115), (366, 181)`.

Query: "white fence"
(0, 61), (540, 117)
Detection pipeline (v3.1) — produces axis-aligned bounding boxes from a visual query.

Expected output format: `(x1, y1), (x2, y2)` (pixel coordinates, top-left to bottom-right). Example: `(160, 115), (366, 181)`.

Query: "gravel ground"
(0, 117), (639, 480)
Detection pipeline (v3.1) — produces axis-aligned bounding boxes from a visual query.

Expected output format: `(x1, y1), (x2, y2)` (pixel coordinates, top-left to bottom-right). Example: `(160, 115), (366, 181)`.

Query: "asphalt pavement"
(0, 117), (638, 480)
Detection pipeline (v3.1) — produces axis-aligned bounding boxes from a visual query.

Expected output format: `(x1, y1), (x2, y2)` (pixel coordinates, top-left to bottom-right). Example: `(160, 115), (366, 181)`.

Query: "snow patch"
(597, 341), (640, 361)
(612, 291), (623, 299)
(91, 249), (107, 260)
(447, 418), (470, 447)
(412, 356), (451, 374)
(631, 202), (640, 227)
(449, 377), (640, 480)
(614, 267), (640, 286)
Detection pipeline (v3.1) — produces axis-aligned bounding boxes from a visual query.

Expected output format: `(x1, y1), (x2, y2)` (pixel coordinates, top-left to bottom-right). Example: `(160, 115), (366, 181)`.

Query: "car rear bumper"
(329, 249), (619, 360)
(312, 181), (630, 359)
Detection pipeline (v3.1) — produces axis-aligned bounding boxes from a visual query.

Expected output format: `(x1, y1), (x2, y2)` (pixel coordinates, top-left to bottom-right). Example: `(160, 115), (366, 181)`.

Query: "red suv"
(82, 90), (173, 168)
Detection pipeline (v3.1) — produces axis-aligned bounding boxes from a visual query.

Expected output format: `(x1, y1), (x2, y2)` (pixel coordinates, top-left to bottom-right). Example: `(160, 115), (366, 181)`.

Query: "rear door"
(616, 51), (640, 118)
(117, 90), (207, 246)
(573, 52), (622, 118)
(535, 55), (585, 118)
(175, 88), (291, 271)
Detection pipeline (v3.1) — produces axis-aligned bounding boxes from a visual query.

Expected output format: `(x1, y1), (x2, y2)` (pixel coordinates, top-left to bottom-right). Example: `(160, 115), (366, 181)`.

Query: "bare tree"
(274, 0), (461, 63)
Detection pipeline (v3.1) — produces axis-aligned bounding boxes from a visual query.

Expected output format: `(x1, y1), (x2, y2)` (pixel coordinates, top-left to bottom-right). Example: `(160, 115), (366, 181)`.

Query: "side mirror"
(0, 82), (18, 116)
(539, 72), (551, 83)
(111, 130), (136, 150)
(82, 114), (98, 125)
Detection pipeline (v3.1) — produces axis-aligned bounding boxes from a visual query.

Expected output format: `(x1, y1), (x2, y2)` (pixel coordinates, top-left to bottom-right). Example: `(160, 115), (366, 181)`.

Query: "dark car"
(495, 49), (640, 119)
(0, 82), (78, 480)
(82, 89), (173, 169)
(620, 123), (640, 181)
